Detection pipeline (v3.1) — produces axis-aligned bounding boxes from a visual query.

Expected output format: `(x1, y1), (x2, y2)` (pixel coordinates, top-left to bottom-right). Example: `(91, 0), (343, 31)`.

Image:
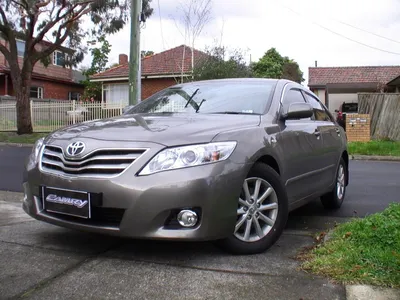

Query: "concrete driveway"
(1, 146), (399, 299)
(1, 192), (347, 300)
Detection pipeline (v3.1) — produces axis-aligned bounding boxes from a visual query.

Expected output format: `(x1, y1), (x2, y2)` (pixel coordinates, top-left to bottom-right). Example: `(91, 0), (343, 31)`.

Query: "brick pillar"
(345, 114), (371, 142)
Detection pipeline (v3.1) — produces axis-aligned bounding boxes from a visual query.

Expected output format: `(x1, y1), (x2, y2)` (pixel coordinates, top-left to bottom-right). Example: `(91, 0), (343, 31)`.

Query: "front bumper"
(22, 148), (250, 241)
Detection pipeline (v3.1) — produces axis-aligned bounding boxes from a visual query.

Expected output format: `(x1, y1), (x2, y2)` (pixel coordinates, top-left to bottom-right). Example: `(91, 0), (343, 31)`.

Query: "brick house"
(90, 45), (208, 105)
(308, 66), (400, 112)
(0, 37), (84, 100)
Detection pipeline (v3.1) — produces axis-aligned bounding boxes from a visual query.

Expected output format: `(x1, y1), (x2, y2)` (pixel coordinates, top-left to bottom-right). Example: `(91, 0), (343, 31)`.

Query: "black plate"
(42, 186), (91, 219)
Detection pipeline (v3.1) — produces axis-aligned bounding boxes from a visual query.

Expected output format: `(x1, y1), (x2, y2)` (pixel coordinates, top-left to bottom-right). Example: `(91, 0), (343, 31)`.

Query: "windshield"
(125, 81), (277, 115)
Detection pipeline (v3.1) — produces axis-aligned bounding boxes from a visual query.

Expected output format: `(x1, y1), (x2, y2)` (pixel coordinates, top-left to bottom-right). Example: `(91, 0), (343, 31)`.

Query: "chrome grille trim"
(39, 145), (148, 178)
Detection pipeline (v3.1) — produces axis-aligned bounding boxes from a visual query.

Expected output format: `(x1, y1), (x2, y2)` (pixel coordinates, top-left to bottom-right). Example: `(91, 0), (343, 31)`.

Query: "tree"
(0, 0), (153, 134)
(252, 48), (304, 83)
(141, 50), (154, 57)
(175, 0), (213, 81)
(81, 36), (112, 101)
(192, 45), (252, 81)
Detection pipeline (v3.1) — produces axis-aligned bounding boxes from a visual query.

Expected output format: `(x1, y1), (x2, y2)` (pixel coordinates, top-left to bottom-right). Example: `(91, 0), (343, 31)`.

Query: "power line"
(277, 2), (400, 56)
(334, 19), (400, 45)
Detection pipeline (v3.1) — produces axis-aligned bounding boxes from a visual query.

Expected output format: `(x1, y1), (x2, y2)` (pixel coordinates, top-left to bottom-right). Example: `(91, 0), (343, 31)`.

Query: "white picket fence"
(0, 100), (125, 132)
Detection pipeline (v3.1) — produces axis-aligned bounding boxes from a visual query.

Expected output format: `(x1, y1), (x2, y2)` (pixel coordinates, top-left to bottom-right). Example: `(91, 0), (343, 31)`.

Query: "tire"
(321, 157), (347, 209)
(215, 163), (288, 255)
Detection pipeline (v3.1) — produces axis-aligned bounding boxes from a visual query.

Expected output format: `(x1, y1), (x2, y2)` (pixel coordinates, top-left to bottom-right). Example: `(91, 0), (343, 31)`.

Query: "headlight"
(139, 141), (237, 175)
(29, 137), (45, 166)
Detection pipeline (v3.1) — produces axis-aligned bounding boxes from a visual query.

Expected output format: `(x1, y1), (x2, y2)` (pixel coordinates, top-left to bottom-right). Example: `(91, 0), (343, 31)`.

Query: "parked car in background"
(335, 102), (358, 130)
(22, 78), (349, 255)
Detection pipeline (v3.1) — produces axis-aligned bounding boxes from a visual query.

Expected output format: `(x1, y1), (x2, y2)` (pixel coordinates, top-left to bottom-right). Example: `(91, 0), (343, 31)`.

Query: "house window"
(68, 92), (81, 101)
(53, 51), (65, 66)
(30, 87), (44, 99)
(17, 40), (25, 57)
(103, 84), (129, 106)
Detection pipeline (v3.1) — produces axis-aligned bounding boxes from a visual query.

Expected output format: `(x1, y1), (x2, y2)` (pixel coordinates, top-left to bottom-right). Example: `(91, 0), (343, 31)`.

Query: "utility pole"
(129, 0), (142, 105)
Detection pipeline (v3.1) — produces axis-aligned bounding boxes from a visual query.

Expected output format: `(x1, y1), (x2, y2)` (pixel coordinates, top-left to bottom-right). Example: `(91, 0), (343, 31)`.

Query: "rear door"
(275, 86), (324, 202)
(302, 91), (342, 190)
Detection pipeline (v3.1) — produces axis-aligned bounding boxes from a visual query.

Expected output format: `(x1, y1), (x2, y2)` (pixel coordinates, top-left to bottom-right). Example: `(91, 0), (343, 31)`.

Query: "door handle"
(335, 128), (341, 135)
(314, 130), (321, 137)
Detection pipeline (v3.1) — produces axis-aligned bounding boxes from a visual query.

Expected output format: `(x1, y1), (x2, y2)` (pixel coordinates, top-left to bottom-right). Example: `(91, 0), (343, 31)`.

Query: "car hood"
(46, 113), (261, 146)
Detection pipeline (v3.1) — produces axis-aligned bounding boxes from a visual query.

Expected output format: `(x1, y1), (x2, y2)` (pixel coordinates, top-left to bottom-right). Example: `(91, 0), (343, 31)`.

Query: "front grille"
(44, 206), (125, 227)
(40, 145), (146, 178)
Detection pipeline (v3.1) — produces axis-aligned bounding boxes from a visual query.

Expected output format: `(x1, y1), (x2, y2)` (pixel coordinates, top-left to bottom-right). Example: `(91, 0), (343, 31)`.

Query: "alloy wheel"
(336, 164), (345, 200)
(235, 177), (279, 243)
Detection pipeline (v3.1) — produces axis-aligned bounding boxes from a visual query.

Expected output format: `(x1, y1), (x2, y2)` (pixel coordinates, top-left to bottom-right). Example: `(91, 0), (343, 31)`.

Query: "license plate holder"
(42, 186), (91, 219)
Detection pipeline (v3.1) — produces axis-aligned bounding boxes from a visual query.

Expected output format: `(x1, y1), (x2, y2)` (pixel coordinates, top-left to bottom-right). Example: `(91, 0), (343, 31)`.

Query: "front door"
(275, 87), (325, 202)
(302, 91), (342, 189)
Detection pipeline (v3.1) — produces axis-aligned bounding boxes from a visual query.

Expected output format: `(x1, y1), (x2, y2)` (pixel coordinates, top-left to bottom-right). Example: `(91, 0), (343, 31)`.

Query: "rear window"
(342, 103), (358, 113)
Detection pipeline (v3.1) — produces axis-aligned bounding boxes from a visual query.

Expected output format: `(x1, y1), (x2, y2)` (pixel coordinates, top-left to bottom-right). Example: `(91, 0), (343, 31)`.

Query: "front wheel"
(215, 163), (288, 255)
(321, 157), (347, 209)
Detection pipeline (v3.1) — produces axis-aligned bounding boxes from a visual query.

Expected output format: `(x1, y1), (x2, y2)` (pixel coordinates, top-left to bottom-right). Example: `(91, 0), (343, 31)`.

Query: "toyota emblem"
(66, 141), (85, 156)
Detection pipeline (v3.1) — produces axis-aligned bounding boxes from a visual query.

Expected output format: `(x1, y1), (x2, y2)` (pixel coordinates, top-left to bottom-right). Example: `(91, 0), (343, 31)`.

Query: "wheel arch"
(255, 154), (281, 175)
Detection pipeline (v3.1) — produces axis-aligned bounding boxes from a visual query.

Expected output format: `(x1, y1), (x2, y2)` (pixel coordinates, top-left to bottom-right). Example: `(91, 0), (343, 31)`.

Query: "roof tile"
(308, 66), (400, 86)
(92, 45), (208, 79)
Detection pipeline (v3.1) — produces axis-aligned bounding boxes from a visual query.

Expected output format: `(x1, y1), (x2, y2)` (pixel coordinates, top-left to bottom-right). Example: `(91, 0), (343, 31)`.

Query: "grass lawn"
(348, 140), (400, 157)
(299, 203), (400, 288)
(0, 132), (48, 144)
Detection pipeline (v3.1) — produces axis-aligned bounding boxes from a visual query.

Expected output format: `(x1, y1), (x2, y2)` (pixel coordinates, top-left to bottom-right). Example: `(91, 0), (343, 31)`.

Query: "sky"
(81, 0), (400, 85)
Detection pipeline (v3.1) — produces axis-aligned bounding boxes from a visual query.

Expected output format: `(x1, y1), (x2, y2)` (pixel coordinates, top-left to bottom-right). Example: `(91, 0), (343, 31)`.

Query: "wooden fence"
(358, 93), (400, 141)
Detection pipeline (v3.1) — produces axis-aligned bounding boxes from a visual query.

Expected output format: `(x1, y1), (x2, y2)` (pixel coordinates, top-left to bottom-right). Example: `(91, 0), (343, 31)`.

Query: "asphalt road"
(0, 144), (399, 218)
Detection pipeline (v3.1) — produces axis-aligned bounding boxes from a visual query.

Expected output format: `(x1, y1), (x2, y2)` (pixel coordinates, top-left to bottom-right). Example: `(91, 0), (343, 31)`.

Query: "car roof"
(172, 78), (298, 88)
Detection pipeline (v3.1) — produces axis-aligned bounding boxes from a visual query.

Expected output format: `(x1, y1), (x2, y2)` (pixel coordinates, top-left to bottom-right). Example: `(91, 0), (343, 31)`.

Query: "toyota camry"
(22, 78), (349, 254)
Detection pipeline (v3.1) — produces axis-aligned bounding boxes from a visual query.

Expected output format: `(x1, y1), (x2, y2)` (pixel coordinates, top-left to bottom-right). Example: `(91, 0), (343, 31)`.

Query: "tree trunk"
(13, 72), (33, 135)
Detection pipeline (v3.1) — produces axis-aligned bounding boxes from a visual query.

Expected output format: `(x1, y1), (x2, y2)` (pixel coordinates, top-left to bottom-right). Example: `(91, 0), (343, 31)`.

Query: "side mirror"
(281, 102), (313, 120)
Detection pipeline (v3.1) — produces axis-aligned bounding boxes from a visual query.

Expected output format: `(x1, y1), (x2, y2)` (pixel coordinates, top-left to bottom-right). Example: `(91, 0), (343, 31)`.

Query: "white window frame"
(30, 87), (43, 99)
(102, 83), (129, 108)
(53, 50), (65, 66)
(68, 91), (81, 101)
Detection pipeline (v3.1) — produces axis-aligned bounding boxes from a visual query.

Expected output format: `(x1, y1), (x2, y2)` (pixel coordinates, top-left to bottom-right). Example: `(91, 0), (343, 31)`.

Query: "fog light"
(177, 210), (198, 227)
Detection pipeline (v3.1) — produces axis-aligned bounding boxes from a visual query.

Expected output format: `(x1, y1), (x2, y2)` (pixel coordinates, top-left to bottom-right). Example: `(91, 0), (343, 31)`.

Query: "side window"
(281, 88), (306, 113)
(304, 92), (332, 122)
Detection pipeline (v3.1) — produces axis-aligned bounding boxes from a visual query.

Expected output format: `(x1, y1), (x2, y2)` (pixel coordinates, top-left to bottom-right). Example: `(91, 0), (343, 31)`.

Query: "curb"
(346, 285), (400, 300)
(350, 155), (400, 162)
(0, 142), (34, 147)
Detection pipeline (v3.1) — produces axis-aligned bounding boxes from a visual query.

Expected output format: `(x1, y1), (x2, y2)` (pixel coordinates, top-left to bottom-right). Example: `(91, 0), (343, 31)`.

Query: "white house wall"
(313, 89), (326, 105)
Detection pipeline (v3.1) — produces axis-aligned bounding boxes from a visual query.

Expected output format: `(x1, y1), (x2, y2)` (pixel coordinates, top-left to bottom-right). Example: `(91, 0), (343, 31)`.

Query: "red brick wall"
(31, 80), (84, 100)
(0, 77), (83, 100)
(141, 78), (177, 99)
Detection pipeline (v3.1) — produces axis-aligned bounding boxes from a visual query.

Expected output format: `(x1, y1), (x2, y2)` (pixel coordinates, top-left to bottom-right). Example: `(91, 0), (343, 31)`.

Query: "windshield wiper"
(184, 88), (200, 109)
(210, 111), (260, 115)
(195, 99), (206, 113)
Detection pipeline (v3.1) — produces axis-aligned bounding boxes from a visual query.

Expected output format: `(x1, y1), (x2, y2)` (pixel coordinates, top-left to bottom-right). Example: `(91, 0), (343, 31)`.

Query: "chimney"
(315, 60), (318, 67)
(119, 54), (128, 65)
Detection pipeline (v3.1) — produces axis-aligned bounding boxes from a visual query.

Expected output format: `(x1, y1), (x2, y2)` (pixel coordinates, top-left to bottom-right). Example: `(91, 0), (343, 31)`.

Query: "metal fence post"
(72, 100), (76, 124)
(30, 100), (34, 132)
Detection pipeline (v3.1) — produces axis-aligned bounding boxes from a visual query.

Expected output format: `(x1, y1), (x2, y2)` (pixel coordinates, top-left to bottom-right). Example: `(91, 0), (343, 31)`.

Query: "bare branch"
(0, 5), (9, 26)
(31, 1), (92, 48)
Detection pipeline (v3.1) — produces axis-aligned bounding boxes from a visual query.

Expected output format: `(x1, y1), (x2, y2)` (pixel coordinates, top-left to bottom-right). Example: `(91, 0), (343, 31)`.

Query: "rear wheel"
(216, 163), (288, 255)
(321, 158), (347, 209)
